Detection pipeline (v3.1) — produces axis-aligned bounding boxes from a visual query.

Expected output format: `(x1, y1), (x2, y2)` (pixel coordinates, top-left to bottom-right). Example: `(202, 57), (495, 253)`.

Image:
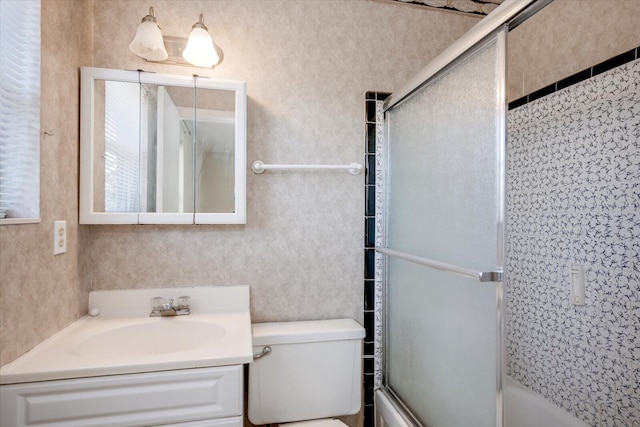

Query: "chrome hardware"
(479, 271), (504, 282)
(253, 346), (271, 360)
(150, 296), (191, 317)
(376, 247), (503, 283)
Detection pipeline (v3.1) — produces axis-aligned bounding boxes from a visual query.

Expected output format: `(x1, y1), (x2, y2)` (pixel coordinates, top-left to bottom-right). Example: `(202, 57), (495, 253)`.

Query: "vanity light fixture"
(182, 14), (220, 68)
(129, 7), (223, 68)
(129, 7), (168, 61)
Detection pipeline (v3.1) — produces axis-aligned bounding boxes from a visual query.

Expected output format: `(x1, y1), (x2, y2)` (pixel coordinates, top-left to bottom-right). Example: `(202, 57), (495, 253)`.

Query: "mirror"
(80, 67), (246, 224)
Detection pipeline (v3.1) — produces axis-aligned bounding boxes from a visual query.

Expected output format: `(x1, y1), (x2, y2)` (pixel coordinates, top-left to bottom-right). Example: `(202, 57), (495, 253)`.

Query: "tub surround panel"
(0, 0), (93, 366)
(88, 0), (479, 326)
(507, 0), (640, 102)
(506, 58), (640, 426)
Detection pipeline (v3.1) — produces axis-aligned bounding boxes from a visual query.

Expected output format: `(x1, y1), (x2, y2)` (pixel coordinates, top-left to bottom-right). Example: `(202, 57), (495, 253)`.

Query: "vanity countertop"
(0, 286), (253, 385)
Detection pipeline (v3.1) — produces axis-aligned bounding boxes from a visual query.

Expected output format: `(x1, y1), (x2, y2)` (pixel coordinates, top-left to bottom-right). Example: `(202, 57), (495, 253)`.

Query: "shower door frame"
(379, 29), (507, 427)
(374, 0), (553, 426)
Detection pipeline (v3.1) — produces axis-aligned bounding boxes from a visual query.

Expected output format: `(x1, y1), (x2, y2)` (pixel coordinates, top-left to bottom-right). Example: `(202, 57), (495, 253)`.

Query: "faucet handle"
(176, 296), (190, 309)
(149, 295), (190, 317)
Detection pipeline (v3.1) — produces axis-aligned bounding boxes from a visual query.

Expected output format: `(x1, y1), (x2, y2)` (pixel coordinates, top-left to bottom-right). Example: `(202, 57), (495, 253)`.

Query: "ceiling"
(391, 0), (505, 16)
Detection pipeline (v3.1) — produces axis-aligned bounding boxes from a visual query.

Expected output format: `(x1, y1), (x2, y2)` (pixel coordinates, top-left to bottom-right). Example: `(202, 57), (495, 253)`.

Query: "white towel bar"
(251, 160), (363, 175)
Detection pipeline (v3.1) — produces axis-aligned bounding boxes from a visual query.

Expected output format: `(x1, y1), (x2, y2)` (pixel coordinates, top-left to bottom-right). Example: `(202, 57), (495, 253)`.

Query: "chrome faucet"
(150, 296), (191, 317)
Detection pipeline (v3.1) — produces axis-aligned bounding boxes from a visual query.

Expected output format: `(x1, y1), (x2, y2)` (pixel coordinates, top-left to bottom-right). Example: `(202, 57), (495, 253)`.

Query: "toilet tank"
(248, 319), (365, 425)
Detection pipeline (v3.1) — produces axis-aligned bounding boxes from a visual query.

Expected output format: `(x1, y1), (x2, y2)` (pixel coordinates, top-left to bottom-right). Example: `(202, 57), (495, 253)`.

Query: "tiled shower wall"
(506, 51), (640, 426)
(364, 92), (389, 427)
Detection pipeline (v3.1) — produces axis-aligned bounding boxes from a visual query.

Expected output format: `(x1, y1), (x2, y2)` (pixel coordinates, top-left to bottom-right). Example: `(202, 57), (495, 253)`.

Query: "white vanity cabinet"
(0, 365), (243, 427)
(1, 287), (253, 427)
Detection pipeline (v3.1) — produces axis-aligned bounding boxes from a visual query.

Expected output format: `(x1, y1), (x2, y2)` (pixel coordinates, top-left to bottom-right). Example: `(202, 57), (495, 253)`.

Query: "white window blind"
(104, 81), (140, 212)
(0, 0), (41, 220)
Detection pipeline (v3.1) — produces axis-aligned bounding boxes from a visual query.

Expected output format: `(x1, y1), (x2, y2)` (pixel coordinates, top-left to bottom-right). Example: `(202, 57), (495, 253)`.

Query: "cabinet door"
(0, 366), (242, 427)
(80, 67), (247, 225)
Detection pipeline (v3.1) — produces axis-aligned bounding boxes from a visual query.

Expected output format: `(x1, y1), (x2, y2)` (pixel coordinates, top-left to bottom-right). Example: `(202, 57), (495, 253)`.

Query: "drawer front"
(0, 365), (242, 427)
(162, 415), (243, 427)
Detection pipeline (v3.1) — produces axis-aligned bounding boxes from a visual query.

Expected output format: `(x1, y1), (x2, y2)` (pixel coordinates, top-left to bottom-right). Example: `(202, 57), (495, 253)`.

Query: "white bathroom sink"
(0, 286), (253, 385)
(72, 318), (227, 359)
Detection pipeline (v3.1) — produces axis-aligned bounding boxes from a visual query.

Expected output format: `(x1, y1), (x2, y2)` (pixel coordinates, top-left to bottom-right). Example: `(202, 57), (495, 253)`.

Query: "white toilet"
(248, 318), (366, 427)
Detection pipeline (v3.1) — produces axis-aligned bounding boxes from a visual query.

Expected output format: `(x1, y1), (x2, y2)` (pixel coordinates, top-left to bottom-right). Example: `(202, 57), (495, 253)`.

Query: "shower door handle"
(375, 247), (503, 282)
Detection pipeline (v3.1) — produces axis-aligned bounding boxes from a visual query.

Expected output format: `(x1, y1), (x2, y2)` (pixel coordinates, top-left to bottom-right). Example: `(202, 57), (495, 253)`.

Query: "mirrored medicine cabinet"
(79, 67), (246, 224)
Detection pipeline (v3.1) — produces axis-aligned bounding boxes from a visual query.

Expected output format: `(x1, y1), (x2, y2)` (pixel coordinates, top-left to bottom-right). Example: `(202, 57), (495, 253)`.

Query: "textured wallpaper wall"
(87, 0), (479, 323)
(507, 58), (640, 426)
(0, 0), (93, 365)
(0, 0), (479, 369)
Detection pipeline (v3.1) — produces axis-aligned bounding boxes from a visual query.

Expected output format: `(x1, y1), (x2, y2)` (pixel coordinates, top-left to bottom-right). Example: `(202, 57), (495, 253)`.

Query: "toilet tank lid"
(252, 318), (365, 346)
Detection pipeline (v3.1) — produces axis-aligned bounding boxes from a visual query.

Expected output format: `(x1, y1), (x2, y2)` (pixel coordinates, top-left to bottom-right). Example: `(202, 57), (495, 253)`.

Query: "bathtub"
(375, 376), (588, 427)
(504, 376), (588, 427)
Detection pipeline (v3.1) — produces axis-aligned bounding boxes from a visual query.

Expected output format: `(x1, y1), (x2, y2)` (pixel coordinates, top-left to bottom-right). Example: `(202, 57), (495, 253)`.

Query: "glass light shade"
(182, 27), (219, 68)
(129, 21), (168, 61)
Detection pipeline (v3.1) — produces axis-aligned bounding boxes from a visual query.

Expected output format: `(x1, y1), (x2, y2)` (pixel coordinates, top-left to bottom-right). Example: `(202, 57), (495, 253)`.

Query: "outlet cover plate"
(53, 220), (66, 255)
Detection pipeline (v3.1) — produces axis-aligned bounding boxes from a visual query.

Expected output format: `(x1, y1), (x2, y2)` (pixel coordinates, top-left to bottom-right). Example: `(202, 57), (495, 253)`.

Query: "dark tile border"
(363, 91), (390, 427)
(593, 48), (636, 76)
(508, 46), (639, 110)
(528, 82), (556, 103)
(557, 68), (591, 91)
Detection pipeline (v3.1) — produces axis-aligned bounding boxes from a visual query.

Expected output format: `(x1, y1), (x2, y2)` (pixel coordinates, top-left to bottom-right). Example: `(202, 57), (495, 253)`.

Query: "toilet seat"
(286, 419), (348, 427)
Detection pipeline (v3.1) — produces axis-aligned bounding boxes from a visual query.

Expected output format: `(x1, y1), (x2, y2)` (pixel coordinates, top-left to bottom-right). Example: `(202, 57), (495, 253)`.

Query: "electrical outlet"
(53, 220), (66, 255)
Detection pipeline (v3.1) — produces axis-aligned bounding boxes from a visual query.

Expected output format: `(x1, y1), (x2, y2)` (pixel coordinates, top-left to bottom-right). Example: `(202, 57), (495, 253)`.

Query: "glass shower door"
(381, 28), (506, 427)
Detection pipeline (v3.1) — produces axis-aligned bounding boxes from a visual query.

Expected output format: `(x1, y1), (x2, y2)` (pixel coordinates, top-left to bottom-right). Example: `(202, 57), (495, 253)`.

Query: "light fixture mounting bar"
(143, 35), (224, 69)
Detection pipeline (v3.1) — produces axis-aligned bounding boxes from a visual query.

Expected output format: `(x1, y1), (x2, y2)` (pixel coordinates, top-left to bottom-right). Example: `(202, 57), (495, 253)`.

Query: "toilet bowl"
(248, 318), (365, 426)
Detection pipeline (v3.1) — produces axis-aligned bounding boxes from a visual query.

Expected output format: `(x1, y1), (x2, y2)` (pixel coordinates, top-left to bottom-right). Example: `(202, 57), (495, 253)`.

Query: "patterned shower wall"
(506, 55), (640, 426)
